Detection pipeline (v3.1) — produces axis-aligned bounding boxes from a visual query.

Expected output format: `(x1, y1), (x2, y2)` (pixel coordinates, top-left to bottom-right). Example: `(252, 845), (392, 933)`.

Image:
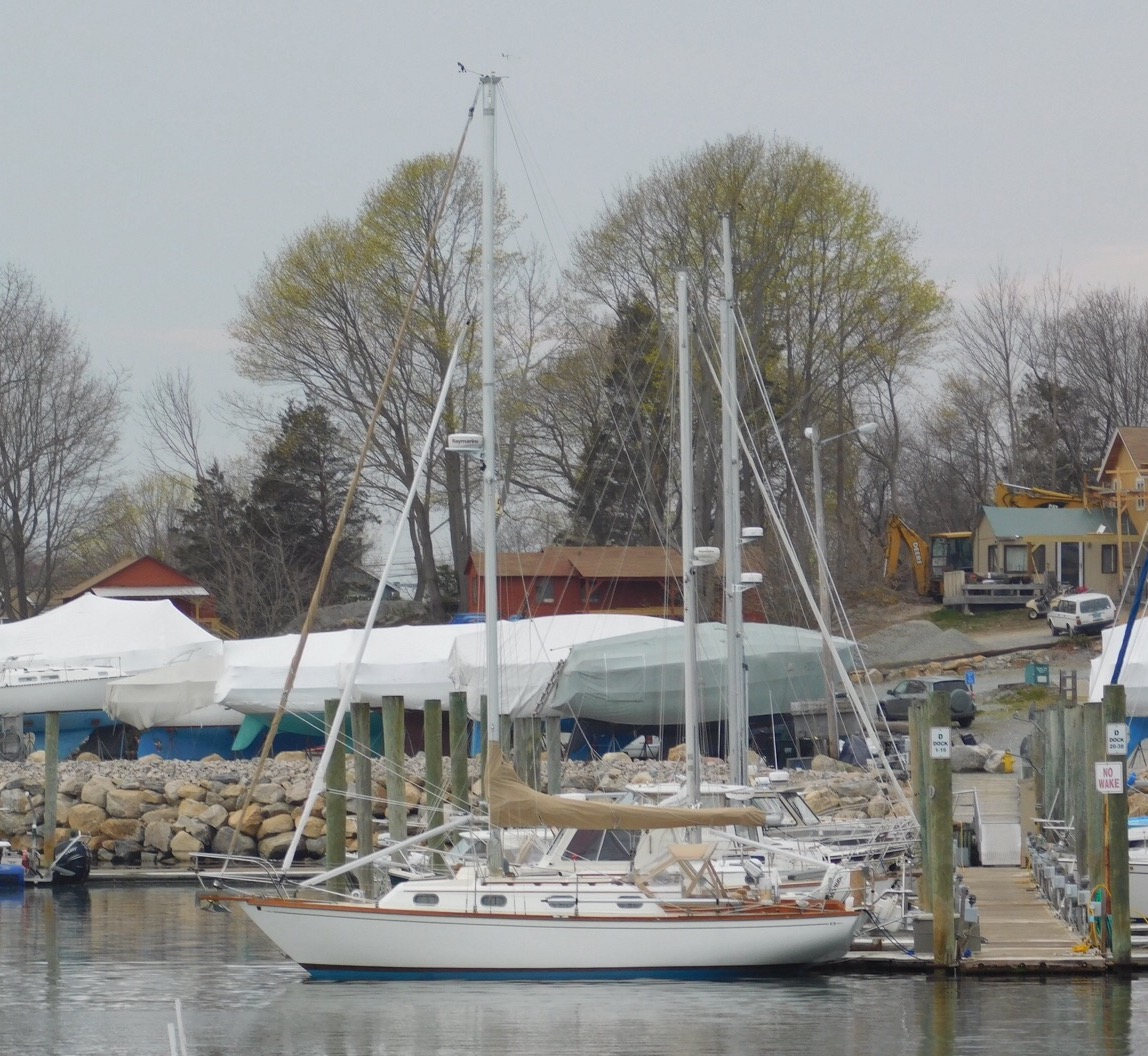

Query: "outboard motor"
(50, 834), (91, 884)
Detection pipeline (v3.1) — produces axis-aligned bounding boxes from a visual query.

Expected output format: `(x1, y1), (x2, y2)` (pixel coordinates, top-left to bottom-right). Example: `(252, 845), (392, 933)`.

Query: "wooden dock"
(958, 866), (1106, 973)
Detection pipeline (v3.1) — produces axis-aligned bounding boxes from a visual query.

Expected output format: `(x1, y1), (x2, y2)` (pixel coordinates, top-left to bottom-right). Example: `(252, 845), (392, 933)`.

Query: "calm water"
(0, 883), (1144, 1056)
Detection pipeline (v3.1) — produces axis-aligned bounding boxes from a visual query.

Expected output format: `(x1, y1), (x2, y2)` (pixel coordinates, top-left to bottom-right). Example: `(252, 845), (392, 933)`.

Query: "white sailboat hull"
(230, 876), (859, 981)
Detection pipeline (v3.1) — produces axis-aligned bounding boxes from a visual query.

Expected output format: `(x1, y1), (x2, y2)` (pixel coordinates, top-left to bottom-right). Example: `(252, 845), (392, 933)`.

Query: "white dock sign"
(930, 726), (951, 760)
(1107, 722), (1129, 756)
(1095, 761), (1125, 795)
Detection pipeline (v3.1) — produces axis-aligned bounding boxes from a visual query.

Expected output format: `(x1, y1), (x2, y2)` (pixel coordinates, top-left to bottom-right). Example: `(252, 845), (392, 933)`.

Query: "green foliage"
(175, 403), (368, 636)
(570, 299), (674, 545)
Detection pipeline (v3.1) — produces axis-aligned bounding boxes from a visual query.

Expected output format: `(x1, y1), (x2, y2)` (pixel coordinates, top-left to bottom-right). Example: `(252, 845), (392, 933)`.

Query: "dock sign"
(1095, 761), (1125, 795)
(930, 726), (951, 759)
(1107, 722), (1129, 756)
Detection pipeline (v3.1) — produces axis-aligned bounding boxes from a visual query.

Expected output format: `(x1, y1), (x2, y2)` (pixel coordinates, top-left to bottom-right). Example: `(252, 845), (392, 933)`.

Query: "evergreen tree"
(571, 299), (673, 546)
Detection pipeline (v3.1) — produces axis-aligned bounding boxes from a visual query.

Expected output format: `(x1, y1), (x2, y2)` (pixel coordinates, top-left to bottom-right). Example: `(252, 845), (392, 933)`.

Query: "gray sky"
(4, 2), (1148, 466)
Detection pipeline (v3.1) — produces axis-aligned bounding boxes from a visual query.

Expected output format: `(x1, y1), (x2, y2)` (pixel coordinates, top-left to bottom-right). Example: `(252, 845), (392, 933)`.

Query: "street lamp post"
(804, 421), (877, 758)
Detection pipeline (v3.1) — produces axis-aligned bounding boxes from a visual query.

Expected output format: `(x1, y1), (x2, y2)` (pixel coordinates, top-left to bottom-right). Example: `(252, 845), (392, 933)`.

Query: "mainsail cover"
(484, 745), (765, 830)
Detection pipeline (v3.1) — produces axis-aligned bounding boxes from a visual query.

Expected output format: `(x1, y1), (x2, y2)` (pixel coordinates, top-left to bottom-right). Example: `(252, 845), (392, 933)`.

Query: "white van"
(1047, 591), (1116, 636)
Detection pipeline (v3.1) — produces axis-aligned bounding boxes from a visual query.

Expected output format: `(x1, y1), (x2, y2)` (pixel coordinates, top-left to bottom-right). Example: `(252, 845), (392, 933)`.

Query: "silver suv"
(1047, 591), (1115, 636)
(878, 676), (976, 728)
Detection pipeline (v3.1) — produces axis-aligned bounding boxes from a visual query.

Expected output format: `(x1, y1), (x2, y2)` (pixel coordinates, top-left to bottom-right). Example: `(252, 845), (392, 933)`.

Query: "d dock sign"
(1095, 761), (1125, 795)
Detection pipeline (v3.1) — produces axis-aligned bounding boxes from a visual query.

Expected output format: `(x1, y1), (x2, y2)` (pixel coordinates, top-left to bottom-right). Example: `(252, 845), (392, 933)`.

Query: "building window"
(1031, 545), (1046, 574)
(987, 545), (998, 573)
(1003, 545), (1029, 574)
(1102, 543), (1118, 575)
(535, 578), (554, 605)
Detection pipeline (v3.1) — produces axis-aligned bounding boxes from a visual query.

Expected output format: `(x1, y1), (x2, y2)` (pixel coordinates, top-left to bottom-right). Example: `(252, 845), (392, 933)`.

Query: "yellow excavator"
(885, 515), (974, 599)
(992, 481), (1100, 509)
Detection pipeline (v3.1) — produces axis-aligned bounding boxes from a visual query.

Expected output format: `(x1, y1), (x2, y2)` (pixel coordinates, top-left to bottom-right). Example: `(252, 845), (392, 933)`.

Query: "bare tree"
(0, 265), (123, 617)
(951, 264), (1033, 476)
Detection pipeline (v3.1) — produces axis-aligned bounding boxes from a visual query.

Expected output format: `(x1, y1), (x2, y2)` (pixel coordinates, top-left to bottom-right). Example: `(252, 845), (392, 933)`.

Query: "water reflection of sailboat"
(198, 74), (860, 980)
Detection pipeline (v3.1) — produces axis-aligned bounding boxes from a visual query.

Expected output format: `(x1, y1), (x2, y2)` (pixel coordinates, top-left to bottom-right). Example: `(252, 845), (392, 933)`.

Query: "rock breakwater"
(0, 749), (919, 871)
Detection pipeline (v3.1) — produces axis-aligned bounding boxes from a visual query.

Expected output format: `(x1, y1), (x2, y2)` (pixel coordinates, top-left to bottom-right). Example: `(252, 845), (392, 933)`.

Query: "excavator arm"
(993, 481), (1091, 509)
(885, 515), (931, 596)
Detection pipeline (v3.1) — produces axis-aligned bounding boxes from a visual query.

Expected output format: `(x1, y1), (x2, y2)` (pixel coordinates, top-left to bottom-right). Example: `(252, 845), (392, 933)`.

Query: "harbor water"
(1, 883), (1144, 1055)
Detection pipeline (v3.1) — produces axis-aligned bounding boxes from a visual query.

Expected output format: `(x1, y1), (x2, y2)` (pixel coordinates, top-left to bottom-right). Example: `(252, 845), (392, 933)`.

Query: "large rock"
(67, 802), (108, 832)
(80, 776), (116, 809)
(106, 788), (162, 819)
(250, 783), (286, 806)
(99, 818), (144, 842)
(144, 820), (174, 854)
(169, 830), (204, 861)
(258, 813), (295, 839)
(802, 786), (841, 815)
(951, 743), (992, 773)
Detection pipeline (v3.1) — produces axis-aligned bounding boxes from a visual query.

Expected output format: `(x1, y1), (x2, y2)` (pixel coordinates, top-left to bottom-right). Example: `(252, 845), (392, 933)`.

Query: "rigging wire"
(225, 84), (483, 861)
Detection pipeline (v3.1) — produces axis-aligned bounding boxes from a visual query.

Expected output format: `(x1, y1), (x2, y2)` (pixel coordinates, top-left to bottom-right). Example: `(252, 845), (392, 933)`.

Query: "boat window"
(480, 894), (508, 908)
(412, 893), (439, 906)
(563, 828), (640, 862)
(780, 792), (822, 825)
(616, 897), (644, 910)
(544, 895), (576, 909)
(753, 794), (791, 827)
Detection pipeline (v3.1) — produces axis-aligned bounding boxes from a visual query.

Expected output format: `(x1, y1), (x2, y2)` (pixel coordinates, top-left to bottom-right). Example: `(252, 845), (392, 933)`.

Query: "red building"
(58, 555), (229, 636)
(465, 546), (685, 619)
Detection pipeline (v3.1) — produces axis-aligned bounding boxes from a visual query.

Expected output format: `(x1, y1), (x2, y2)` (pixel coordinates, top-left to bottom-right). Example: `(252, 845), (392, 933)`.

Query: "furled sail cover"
(484, 745), (765, 830)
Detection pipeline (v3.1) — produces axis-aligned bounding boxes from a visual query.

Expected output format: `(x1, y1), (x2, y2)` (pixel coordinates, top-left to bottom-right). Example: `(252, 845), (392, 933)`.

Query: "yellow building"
(1097, 427), (1148, 580)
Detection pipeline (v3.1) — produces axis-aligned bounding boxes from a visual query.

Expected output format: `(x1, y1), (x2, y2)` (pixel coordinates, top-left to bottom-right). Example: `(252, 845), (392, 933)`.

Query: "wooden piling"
(382, 695), (407, 843)
(923, 692), (955, 968)
(909, 701), (929, 912)
(1083, 699), (1105, 894)
(449, 691), (469, 811)
(1103, 684), (1131, 965)
(323, 700), (346, 893)
(1046, 695), (1065, 824)
(424, 699), (444, 854)
(43, 712), (60, 863)
(350, 699), (374, 899)
(546, 716), (563, 795)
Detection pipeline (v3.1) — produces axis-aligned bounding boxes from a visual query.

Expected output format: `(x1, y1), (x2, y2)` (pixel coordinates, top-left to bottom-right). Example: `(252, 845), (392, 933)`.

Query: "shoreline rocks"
(0, 749), (915, 871)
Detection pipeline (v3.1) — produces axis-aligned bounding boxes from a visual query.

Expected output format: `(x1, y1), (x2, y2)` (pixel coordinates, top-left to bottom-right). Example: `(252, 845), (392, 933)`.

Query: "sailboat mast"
(481, 74), (501, 751)
(720, 214), (748, 785)
(677, 271), (702, 805)
(480, 74), (505, 875)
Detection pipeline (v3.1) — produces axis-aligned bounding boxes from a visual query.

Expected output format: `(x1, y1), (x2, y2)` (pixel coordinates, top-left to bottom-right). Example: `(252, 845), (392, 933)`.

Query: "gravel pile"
(858, 619), (985, 670)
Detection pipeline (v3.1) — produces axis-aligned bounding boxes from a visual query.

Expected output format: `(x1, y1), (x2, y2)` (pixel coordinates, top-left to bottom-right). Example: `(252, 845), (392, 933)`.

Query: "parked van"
(1047, 591), (1116, 636)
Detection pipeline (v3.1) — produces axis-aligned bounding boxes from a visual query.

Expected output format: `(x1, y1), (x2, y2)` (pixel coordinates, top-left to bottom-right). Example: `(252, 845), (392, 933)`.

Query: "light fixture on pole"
(804, 421), (877, 758)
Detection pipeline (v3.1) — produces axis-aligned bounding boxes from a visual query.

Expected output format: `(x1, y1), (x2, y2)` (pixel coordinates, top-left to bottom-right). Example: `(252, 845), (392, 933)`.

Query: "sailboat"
(198, 74), (860, 980)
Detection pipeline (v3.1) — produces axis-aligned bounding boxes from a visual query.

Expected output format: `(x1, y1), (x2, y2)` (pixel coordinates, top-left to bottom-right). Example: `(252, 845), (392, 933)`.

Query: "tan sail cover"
(485, 745), (765, 830)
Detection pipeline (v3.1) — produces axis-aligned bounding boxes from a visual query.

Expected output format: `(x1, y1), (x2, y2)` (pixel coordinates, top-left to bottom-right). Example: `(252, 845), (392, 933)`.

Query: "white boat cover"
(549, 621), (857, 725)
(107, 623), (479, 726)
(1090, 618), (1148, 708)
(107, 614), (681, 728)
(448, 614), (680, 719)
(0, 595), (219, 717)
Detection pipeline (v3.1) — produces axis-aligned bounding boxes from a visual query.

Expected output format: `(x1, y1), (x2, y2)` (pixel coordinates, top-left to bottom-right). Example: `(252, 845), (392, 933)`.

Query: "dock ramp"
(954, 773), (1025, 866)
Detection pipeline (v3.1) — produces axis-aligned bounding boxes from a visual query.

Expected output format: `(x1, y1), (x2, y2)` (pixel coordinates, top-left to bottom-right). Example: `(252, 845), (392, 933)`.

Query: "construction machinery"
(884, 515), (974, 599)
(992, 481), (1100, 509)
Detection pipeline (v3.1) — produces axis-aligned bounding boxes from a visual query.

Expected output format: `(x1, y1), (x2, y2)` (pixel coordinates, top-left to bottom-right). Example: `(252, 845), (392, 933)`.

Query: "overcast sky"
(4, 2), (1148, 468)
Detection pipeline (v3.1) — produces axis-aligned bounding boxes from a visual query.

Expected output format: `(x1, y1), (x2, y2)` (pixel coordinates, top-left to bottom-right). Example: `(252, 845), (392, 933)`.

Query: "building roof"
(977, 506), (1119, 538)
(469, 546), (683, 580)
(60, 555), (207, 603)
(1099, 426), (1148, 478)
